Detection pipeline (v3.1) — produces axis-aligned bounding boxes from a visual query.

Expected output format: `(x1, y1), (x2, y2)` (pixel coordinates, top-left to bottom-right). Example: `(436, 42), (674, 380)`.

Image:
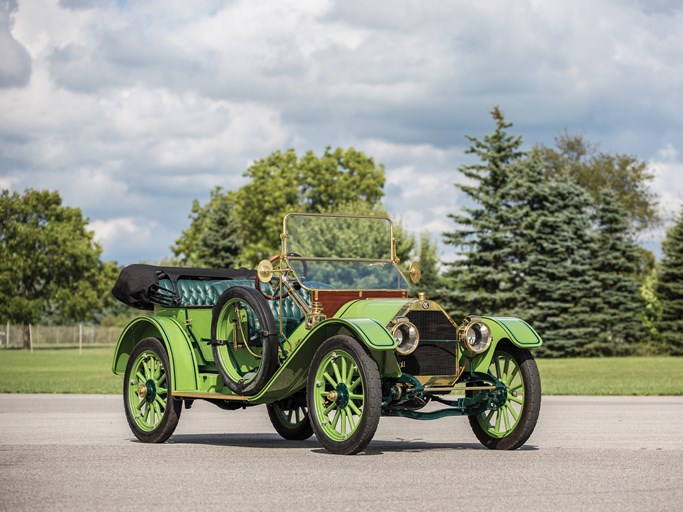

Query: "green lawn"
(537, 356), (683, 395)
(0, 348), (681, 395)
(0, 347), (121, 394)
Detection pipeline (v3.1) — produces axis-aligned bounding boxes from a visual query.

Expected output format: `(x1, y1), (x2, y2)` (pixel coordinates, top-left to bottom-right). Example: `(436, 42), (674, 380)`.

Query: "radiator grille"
(401, 310), (459, 375)
(406, 310), (458, 341)
(400, 342), (458, 375)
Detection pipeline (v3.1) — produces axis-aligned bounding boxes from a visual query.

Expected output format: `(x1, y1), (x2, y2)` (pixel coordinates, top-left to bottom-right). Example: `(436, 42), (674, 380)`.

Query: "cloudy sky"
(1, 0), (682, 264)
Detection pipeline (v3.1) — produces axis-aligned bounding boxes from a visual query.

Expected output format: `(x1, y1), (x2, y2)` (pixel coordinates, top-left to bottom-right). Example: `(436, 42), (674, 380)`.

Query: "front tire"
(307, 335), (381, 455)
(123, 337), (182, 443)
(469, 344), (541, 450)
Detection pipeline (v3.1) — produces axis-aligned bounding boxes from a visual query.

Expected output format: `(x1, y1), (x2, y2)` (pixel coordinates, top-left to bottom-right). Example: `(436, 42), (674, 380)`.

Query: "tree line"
(2, 108), (682, 355)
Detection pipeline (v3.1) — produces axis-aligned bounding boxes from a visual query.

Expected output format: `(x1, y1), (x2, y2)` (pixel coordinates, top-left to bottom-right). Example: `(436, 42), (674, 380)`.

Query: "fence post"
(6, 321), (9, 348)
(79, 324), (83, 355)
(29, 323), (33, 353)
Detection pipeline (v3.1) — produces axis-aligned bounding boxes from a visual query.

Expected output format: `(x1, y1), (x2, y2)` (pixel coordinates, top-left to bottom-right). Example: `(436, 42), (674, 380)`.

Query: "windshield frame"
(281, 212), (411, 291)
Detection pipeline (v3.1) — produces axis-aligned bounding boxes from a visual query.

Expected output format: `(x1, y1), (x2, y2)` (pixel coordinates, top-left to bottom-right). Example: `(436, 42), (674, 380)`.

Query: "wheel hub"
(137, 380), (156, 403)
(334, 383), (349, 409)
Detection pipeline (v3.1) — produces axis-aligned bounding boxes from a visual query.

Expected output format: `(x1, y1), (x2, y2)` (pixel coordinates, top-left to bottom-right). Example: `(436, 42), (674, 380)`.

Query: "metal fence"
(0, 323), (122, 348)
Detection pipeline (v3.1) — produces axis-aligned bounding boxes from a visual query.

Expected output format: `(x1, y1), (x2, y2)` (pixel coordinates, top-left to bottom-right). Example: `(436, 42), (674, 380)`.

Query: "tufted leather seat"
(157, 278), (309, 334)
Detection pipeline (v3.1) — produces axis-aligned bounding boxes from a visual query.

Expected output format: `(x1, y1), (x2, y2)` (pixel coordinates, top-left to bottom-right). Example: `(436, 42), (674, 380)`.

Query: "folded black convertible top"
(112, 264), (257, 310)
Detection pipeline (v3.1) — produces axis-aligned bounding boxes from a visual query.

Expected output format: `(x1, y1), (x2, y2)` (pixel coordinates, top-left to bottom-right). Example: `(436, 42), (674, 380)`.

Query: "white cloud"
(2, 0), (683, 262)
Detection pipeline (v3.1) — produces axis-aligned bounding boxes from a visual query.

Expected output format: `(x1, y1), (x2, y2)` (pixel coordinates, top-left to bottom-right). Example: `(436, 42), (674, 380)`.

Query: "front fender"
(251, 317), (400, 404)
(469, 316), (542, 373)
(111, 316), (199, 392)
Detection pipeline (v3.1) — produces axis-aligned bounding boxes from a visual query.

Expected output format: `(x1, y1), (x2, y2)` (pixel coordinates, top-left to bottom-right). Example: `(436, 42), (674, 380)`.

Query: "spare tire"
(211, 286), (279, 396)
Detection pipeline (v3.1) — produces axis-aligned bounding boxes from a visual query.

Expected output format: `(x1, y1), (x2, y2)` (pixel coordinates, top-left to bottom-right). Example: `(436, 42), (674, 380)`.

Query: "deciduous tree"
(0, 189), (105, 347)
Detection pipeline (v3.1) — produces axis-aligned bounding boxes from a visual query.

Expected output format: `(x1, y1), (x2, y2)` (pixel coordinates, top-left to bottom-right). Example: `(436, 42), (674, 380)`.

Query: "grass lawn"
(0, 347), (681, 395)
(537, 356), (683, 395)
(0, 346), (121, 394)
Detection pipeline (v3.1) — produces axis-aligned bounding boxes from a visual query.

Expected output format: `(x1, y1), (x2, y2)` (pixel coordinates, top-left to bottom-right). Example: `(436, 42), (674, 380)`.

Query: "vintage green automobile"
(112, 213), (542, 454)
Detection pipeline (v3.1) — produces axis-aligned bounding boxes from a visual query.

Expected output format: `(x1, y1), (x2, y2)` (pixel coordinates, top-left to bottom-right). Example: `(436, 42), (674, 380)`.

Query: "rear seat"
(157, 278), (308, 334)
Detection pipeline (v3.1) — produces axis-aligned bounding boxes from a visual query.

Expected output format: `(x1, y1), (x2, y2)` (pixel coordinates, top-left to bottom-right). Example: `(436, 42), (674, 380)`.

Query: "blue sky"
(1, 0), (682, 263)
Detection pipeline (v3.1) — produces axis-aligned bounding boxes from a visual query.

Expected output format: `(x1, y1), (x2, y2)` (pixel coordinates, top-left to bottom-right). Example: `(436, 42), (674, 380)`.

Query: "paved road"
(0, 394), (681, 511)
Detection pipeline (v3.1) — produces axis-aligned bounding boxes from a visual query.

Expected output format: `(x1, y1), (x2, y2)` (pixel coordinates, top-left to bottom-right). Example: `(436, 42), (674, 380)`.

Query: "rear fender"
(111, 316), (199, 392)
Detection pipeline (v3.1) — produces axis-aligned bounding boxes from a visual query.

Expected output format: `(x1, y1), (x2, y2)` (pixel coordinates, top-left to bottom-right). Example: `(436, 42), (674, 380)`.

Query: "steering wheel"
(255, 253), (308, 300)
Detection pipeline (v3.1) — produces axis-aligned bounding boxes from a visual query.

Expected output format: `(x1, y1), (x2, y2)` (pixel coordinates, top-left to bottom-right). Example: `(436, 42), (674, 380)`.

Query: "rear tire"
(469, 344), (541, 450)
(123, 337), (182, 443)
(267, 393), (314, 441)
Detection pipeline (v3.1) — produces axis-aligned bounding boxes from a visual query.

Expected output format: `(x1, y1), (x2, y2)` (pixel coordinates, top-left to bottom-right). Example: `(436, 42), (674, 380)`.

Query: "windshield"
(283, 213), (410, 290)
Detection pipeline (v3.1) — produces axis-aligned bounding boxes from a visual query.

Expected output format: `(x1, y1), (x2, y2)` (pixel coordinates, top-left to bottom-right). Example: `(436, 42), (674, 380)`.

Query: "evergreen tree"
(656, 208), (683, 355)
(417, 231), (440, 292)
(441, 106), (525, 318)
(513, 161), (599, 357)
(584, 189), (645, 355)
(173, 187), (242, 268)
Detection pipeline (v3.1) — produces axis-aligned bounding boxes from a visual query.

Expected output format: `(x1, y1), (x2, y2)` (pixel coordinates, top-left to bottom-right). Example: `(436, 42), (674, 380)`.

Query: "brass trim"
(172, 391), (249, 401)
(280, 212), (412, 290)
(408, 260), (422, 284)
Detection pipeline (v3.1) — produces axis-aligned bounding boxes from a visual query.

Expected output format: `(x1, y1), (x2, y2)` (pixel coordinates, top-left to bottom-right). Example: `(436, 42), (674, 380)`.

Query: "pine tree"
(417, 231), (441, 292)
(516, 163), (600, 357)
(656, 209), (683, 355)
(197, 193), (242, 268)
(441, 106), (525, 319)
(584, 189), (645, 355)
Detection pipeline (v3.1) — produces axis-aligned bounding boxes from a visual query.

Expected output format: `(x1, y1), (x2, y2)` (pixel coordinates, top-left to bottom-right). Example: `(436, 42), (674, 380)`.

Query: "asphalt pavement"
(0, 394), (681, 511)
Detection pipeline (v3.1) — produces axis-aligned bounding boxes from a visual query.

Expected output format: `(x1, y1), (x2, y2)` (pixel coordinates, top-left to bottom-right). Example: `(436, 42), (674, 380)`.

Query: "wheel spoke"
(155, 373), (166, 388)
(346, 408), (356, 429)
(502, 406), (510, 432)
(507, 404), (520, 422)
(153, 401), (161, 425)
(340, 409), (347, 436)
(483, 409), (494, 425)
(134, 397), (144, 411)
(494, 409), (502, 432)
(323, 401), (336, 415)
(507, 365), (520, 386)
(143, 358), (152, 379)
(349, 377), (362, 391)
(349, 393), (363, 401)
(154, 393), (166, 408)
(144, 402), (152, 425)
(287, 409), (294, 422)
(345, 360), (355, 385)
(348, 401), (362, 416)
(503, 356), (510, 384)
(331, 360), (342, 385)
(341, 357), (347, 386)
(136, 371), (146, 383)
(295, 407), (301, 424)
(323, 371), (337, 388)
(331, 409), (341, 429)
(494, 356), (502, 379)
(510, 396), (524, 405)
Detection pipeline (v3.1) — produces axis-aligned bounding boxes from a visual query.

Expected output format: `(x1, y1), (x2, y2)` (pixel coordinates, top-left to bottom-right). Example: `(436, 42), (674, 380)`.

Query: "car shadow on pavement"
(158, 434), (538, 453)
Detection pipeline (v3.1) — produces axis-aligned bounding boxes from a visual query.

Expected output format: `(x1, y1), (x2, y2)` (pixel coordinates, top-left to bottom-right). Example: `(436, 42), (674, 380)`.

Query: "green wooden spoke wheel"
(267, 393), (314, 441)
(123, 337), (182, 443)
(469, 344), (541, 450)
(307, 335), (381, 455)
